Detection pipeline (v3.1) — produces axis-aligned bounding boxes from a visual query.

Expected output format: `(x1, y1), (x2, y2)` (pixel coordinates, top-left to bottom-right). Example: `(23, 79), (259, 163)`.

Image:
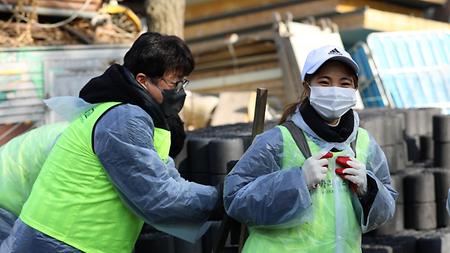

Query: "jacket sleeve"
(93, 104), (218, 224)
(165, 157), (186, 183)
(0, 208), (16, 244)
(358, 134), (398, 232)
(224, 127), (312, 227)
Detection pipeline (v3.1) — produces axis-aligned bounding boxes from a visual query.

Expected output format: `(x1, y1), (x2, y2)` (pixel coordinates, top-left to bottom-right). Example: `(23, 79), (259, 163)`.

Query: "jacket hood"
(79, 64), (168, 130)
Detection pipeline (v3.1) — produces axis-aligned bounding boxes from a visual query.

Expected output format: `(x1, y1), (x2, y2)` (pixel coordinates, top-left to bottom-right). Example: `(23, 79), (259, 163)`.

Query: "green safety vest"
(20, 102), (171, 253)
(242, 125), (370, 253)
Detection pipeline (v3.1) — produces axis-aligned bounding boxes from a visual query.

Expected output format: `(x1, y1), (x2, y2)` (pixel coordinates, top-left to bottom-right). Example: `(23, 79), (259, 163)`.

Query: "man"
(1, 32), (220, 253)
(0, 123), (68, 245)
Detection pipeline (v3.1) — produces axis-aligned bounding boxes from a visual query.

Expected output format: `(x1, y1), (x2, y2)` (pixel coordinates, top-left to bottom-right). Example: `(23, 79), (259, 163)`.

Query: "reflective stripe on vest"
(242, 126), (370, 253)
(20, 102), (171, 253)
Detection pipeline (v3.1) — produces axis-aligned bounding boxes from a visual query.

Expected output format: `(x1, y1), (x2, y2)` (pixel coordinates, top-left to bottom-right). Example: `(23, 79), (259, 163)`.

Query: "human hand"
(302, 152), (332, 190)
(340, 158), (367, 196)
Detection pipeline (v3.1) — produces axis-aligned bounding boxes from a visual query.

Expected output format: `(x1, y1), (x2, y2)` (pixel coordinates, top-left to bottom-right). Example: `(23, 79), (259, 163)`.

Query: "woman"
(223, 45), (397, 253)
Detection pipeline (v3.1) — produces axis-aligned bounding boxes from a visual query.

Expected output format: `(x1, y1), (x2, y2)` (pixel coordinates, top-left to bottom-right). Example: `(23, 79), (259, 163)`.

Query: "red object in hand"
(336, 156), (352, 167)
(335, 164), (358, 193)
(335, 168), (347, 175)
(321, 152), (333, 159)
(320, 152), (333, 167)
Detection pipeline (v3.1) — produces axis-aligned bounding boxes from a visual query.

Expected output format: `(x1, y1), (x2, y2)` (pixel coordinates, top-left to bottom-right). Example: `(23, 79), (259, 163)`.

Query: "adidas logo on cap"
(328, 48), (342, 55)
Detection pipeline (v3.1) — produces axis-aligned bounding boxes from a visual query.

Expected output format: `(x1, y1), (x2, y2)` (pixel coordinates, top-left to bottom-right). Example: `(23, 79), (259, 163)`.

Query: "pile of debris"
(0, 0), (140, 47)
(184, 0), (450, 107)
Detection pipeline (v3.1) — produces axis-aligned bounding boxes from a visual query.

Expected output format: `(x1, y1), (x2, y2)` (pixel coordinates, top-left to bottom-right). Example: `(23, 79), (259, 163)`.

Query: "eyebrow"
(316, 76), (354, 83)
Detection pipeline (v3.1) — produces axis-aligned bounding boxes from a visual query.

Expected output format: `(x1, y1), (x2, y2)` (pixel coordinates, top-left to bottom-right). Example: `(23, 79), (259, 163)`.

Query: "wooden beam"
(191, 61), (279, 80)
(0, 122), (34, 145)
(331, 7), (450, 31)
(185, 0), (293, 22)
(194, 53), (278, 72)
(184, 0), (340, 41)
(188, 29), (274, 55)
(385, 0), (448, 7)
(337, 0), (424, 16)
(273, 22), (303, 104)
(193, 79), (285, 97)
(432, 0), (450, 22)
(195, 41), (276, 65)
(188, 68), (282, 91)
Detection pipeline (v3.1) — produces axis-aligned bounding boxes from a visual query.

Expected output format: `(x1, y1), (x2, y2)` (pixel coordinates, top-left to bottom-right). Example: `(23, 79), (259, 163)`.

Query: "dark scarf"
(79, 64), (186, 157)
(300, 99), (354, 143)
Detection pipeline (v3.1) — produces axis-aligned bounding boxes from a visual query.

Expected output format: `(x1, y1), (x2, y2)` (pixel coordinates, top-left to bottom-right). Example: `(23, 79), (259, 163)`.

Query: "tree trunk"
(145, 0), (185, 38)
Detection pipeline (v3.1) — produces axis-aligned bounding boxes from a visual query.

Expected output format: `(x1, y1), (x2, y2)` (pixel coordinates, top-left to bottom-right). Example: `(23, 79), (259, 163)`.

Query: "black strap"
(282, 121), (359, 158)
(282, 121), (312, 159)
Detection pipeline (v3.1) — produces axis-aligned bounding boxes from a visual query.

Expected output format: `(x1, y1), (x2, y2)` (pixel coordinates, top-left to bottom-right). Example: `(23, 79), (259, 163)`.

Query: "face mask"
(160, 88), (186, 117)
(309, 86), (356, 120)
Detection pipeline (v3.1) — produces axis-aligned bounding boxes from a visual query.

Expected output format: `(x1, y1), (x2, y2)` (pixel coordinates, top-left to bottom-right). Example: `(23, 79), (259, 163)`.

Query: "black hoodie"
(79, 64), (186, 157)
(79, 64), (169, 130)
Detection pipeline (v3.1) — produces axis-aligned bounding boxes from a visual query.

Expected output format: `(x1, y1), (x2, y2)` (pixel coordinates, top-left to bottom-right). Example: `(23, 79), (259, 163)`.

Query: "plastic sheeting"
(351, 31), (450, 113)
(0, 208), (16, 245)
(0, 122), (68, 216)
(0, 220), (82, 253)
(44, 96), (94, 122)
(447, 189), (450, 216)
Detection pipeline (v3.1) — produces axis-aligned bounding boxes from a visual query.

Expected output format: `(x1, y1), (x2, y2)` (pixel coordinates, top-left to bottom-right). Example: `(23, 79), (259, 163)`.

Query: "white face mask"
(309, 86), (357, 120)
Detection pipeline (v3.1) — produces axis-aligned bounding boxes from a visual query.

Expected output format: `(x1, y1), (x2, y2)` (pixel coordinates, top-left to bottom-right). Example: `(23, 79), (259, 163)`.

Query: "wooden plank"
(194, 53), (279, 72)
(0, 122), (34, 145)
(432, 0), (450, 22)
(188, 29), (274, 55)
(185, 0), (293, 22)
(193, 78), (285, 98)
(191, 61), (279, 80)
(385, 0), (448, 7)
(328, 8), (366, 30)
(195, 41), (276, 65)
(274, 22), (303, 104)
(184, 0), (340, 41)
(331, 7), (450, 31)
(210, 91), (254, 126)
(337, 0), (424, 16)
(189, 68), (282, 91)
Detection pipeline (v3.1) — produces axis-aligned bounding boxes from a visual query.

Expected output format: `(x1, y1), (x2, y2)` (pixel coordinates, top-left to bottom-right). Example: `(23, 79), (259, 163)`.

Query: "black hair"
(279, 74), (312, 124)
(123, 32), (195, 78)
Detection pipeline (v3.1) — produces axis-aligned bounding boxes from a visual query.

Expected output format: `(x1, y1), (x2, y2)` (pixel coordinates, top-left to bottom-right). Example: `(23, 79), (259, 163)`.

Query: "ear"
(353, 76), (359, 89)
(302, 81), (311, 96)
(135, 73), (148, 87)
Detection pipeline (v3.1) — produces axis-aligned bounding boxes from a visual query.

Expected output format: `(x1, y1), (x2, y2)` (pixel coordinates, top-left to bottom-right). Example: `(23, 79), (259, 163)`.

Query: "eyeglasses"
(161, 78), (189, 92)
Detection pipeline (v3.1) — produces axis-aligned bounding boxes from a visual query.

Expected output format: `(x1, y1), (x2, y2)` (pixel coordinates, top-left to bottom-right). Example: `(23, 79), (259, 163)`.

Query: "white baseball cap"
(301, 45), (359, 80)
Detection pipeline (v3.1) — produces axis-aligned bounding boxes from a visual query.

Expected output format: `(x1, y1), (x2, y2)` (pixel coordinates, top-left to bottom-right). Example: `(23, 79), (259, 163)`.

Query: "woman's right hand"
(301, 152), (331, 189)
